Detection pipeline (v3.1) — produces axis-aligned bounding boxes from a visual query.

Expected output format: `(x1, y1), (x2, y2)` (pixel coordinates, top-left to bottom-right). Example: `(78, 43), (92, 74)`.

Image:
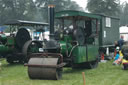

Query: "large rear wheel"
(22, 40), (42, 62)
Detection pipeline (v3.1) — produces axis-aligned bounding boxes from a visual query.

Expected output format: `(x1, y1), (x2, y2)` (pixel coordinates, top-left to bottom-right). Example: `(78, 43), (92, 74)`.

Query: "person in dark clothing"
(118, 35), (124, 50)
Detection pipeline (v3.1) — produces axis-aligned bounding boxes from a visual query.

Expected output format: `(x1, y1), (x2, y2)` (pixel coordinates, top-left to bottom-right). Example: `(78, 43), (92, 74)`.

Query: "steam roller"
(25, 5), (99, 80)
(0, 25), (43, 63)
(25, 5), (65, 80)
(0, 27), (31, 63)
(15, 28), (42, 63)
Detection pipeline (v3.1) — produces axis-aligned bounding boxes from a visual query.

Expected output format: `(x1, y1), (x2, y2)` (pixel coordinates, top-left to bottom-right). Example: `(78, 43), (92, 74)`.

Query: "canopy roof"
(55, 10), (101, 20)
(4, 20), (49, 26)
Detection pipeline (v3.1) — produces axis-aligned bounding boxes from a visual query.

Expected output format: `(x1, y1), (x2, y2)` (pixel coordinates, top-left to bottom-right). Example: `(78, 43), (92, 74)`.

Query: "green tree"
(0, 0), (83, 25)
(34, 0), (83, 22)
(87, 0), (120, 16)
(120, 2), (128, 26)
(0, 0), (36, 25)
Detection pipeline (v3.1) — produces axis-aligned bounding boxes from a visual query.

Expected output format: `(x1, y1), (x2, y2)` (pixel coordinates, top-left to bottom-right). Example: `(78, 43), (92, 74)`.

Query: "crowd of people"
(113, 36), (124, 65)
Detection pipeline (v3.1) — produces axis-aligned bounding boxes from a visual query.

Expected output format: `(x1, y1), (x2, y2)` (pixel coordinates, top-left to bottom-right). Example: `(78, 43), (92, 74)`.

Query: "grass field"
(0, 59), (128, 85)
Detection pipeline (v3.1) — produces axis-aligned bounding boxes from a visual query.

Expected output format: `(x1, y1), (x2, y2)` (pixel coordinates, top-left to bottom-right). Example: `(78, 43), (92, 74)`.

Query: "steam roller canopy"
(27, 57), (62, 80)
(15, 28), (31, 49)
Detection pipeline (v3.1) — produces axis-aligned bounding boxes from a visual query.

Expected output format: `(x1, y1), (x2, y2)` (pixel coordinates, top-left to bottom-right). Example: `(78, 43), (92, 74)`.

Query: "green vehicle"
(26, 6), (101, 80)
(0, 20), (48, 63)
(55, 10), (100, 66)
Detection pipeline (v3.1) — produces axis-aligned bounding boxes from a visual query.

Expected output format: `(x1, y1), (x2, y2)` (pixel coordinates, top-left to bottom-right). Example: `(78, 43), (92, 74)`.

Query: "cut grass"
(0, 59), (128, 85)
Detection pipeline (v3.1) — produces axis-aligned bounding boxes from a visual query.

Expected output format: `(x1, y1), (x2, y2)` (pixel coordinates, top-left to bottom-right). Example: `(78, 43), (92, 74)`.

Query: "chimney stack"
(48, 5), (55, 38)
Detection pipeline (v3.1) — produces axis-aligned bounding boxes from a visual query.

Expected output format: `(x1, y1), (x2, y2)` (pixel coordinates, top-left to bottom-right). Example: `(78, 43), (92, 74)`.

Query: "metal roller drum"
(27, 57), (63, 80)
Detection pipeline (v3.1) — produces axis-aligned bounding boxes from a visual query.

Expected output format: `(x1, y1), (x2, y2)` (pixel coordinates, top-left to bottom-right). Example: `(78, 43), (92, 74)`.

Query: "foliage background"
(0, 0), (128, 26)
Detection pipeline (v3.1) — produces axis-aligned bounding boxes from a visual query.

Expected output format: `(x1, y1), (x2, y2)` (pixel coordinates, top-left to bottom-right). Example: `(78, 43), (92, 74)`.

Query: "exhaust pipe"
(48, 5), (55, 39)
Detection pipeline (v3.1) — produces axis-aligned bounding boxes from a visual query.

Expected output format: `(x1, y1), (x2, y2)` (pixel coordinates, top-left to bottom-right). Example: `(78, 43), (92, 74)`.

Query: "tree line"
(87, 0), (128, 26)
(0, 0), (127, 26)
(0, 0), (83, 25)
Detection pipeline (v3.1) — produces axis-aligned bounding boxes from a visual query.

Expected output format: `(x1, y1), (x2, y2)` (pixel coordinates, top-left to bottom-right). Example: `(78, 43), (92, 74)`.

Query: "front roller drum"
(27, 57), (63, 80)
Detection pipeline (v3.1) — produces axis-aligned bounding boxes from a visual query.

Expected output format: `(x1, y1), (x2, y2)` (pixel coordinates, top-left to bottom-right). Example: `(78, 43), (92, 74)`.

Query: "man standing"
(118, 35), (124, 50)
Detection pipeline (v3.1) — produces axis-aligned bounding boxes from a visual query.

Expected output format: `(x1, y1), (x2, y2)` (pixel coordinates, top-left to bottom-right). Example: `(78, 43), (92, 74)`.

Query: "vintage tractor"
(0, 20), (48, 63)
(25, 5), (100, 80)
